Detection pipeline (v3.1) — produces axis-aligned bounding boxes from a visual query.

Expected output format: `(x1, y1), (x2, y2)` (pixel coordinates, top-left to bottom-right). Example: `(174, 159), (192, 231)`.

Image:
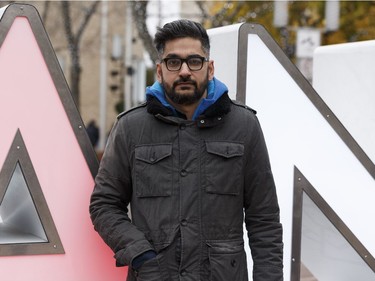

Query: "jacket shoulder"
(117, 102), (147, 120)
(230, 99), (257, 115)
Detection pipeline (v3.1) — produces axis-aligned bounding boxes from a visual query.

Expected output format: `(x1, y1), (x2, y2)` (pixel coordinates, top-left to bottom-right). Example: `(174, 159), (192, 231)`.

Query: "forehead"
(163, 37), (204, 57)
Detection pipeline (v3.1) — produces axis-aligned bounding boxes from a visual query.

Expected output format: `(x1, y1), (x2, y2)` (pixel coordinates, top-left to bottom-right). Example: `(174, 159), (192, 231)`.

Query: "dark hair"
(154, 19), (210, 59)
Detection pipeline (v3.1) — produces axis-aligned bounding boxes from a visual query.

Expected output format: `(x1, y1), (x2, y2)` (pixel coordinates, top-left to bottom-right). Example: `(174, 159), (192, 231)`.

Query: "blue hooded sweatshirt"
(145, 77), (228, 121)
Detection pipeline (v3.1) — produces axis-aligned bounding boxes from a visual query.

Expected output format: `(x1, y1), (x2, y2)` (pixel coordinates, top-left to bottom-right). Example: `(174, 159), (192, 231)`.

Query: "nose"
(179, 61), (191, 76)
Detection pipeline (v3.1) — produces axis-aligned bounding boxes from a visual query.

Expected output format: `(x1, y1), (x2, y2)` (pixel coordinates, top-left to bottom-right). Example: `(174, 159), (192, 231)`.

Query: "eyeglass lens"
(165, 57), (205, 71)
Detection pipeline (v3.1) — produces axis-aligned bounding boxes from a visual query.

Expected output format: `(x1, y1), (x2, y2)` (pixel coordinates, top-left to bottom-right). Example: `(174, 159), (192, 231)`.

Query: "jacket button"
(181, 219), (188, 226)
(180, 269), (187, 276)
(231, 259), (237, 267)
(200, 120), (205, 124)
(180, 169), (187, 177)
(179, 124), (186, 130)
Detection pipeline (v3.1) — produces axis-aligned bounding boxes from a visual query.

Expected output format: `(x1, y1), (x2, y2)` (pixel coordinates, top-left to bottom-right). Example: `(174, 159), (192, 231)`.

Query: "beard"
(162, 74), (208, 106)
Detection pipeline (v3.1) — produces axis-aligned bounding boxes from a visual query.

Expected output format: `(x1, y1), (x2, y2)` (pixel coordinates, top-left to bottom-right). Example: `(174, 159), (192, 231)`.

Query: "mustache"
(173, 78), (197, 87)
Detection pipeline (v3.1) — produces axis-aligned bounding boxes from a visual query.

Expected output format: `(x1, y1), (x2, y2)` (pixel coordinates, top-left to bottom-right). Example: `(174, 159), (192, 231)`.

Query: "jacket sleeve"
(244, 115), (283, 281)
(89, 119), (154, 267)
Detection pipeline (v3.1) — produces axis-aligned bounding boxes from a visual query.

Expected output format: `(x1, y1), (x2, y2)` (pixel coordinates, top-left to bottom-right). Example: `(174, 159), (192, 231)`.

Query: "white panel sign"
(208, 24), (241, 100)
(313, 40), (375, 163)
(209, 23), (375, 280)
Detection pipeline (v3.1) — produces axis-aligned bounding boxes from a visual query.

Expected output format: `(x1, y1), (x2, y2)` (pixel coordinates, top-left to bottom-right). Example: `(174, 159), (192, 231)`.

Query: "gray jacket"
(89, 93), (283, 281)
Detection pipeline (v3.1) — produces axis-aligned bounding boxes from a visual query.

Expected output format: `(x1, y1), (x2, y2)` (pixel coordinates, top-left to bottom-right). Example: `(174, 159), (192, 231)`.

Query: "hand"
(135, 256), (162, 281)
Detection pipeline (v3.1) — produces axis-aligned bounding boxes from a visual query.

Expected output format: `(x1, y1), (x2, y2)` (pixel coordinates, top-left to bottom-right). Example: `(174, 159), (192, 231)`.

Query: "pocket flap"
(206, 141), (244, 158)
(135, 144), (172, 164)
(206, 239), (244, 254)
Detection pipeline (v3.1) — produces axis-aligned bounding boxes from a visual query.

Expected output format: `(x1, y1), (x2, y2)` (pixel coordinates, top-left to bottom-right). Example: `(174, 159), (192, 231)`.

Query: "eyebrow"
(164, 54), (204, 59)
(164, 53), (180, 58)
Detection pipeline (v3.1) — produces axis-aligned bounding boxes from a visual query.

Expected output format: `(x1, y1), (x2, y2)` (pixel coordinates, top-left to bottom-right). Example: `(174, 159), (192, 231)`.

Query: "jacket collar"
(147, 92), (232, 127)
(145, 77), (229, 121)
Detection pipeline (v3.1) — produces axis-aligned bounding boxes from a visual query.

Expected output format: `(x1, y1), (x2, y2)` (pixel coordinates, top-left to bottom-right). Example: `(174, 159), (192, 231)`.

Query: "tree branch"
(61, 1), (75, 46)
(131, 0), (159, 64)
(76, 1), (100, 43)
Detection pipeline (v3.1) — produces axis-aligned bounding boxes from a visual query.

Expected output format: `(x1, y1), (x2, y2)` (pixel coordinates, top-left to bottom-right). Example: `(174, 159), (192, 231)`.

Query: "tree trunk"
(61, 1), (99, 108)
(70, 45), (81, 106)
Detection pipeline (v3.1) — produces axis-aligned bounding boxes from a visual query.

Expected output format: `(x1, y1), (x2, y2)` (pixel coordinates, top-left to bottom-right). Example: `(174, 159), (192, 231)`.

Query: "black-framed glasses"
(161, 56), (209, 71)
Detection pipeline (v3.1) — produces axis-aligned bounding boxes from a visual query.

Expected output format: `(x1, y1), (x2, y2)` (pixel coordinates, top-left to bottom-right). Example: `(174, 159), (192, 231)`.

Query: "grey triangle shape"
(0, 162), (48, 244)
(0, 129), (64, 256)
(291, 166), (375, 279)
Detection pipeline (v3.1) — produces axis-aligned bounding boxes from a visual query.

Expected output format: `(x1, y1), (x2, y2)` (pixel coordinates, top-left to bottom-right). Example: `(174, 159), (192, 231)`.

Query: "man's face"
(156, 37), (214, 106)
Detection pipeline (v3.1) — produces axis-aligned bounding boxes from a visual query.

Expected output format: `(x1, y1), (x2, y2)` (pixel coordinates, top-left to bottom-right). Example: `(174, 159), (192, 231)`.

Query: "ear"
(156, 63), (163, 83)
(208, 60), (214, 80)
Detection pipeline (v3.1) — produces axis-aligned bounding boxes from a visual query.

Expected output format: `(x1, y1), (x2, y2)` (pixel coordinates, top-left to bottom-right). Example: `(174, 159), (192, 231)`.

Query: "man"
(90, 19), (283, 281)
(86, 120), (99, 148)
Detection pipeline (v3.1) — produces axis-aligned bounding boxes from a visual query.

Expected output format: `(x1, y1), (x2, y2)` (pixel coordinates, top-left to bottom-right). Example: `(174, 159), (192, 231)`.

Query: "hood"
(145, 77), (228, 120)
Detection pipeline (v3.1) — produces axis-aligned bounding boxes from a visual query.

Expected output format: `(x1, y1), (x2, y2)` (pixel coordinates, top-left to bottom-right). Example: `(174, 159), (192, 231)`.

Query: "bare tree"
(130, 1), (159, 64)
(61, 1), (100, 107)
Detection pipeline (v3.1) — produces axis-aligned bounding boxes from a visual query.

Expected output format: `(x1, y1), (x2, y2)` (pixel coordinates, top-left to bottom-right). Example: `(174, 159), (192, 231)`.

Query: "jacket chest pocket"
(134, 143), (173, 197)
(204, 141), (244, 195)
